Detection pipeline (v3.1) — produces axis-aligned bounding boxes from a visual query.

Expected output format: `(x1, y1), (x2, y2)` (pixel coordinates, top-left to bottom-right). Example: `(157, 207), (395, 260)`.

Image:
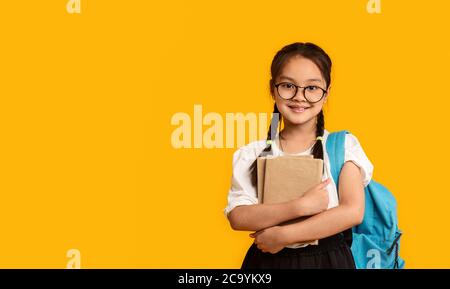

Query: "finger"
(250, 230), (264, 238)
(317, 178), (331, 189)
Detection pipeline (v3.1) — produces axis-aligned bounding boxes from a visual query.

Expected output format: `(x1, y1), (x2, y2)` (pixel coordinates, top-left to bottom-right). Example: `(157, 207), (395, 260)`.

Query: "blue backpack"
(326, 130), (404, 269)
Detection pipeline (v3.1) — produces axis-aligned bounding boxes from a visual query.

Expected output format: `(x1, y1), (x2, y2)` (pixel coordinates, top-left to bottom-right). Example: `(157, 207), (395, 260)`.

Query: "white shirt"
(224, 129), (374, 249)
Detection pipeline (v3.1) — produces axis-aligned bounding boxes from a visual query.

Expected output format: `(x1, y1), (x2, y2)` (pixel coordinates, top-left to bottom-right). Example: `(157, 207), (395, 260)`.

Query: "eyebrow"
(278, 75), (323, 84)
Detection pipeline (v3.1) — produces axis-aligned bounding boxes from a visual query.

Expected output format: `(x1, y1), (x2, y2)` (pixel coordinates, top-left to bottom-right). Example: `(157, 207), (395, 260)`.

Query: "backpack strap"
(326, 130), (353, 246)
(326, 130), (349, 189)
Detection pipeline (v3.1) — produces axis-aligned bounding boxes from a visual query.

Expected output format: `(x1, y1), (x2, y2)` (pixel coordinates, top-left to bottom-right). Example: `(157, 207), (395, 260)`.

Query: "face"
(272, 55), (330, 126)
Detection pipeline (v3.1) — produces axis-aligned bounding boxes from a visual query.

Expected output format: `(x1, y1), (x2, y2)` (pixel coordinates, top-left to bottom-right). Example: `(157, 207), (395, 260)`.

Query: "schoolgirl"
(224, 42), (373, 269)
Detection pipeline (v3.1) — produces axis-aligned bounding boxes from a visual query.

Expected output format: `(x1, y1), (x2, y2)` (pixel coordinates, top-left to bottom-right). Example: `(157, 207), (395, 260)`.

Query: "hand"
(295, 178), (330, 216)
(249, 226), (287, 254)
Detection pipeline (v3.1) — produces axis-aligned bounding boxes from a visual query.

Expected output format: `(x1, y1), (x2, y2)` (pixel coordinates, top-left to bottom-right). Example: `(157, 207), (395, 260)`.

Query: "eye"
(280, 82), (295, 89)
(305, 85), (319, 91)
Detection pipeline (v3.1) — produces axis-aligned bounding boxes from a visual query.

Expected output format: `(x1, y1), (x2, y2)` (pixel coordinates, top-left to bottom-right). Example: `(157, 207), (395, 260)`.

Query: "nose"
(291, 87), (308, 102)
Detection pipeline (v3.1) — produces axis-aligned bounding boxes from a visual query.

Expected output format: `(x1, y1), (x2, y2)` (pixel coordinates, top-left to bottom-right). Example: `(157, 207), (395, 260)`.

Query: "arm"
(228, 178), (330, 232)
(228, 201), (300, 232)
(281, 161), (365, 244)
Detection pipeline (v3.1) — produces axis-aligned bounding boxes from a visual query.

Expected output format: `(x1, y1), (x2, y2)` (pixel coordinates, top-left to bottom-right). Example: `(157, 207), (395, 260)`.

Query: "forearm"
(282, 204), (363, 245)
(227, 201), (302, 232)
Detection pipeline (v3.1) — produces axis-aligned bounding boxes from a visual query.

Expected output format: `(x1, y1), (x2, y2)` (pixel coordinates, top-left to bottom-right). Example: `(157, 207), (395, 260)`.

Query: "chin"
(284, 117), (311, 125)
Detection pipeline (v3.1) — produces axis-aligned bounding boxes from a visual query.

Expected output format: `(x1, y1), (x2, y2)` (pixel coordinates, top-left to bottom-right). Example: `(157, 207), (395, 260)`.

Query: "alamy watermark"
(366, 249), (382, 269)
(67, 0), (81, 14)
(367, 0), (382, 14)
(66, 248), (81, 269)
(170, 104), (279, 149)
(65, 1), (380, 15)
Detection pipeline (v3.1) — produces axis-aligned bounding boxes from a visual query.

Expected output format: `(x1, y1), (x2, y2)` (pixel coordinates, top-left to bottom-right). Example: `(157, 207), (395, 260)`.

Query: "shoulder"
(325, 130), (373, 186)
(345, 132), (365, 149)
(344, 132), (374, 186)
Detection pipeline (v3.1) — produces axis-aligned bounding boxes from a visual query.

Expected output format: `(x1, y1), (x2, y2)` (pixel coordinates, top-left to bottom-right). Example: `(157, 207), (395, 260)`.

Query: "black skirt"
(241, 233), (356, 269)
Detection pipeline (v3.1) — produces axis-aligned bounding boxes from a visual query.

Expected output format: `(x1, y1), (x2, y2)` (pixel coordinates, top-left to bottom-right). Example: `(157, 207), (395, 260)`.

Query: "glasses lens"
(277, 83), (296, 99)
(304, 86), (324, 102)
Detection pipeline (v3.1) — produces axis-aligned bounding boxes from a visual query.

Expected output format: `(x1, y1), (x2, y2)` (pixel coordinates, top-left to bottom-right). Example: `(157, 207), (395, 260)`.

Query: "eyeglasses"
(274, 82), (327, 103)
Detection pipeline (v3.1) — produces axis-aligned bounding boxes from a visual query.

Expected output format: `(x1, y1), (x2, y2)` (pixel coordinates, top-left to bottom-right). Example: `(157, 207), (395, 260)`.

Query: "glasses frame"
(274, 82), (327, 103)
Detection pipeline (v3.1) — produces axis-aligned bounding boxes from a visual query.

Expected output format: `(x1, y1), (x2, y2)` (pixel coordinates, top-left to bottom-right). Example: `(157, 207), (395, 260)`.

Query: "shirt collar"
(271, 129), (330, 156)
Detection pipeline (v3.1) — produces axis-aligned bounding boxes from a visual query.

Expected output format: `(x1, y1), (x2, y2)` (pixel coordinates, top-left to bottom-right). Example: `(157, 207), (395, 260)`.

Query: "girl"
(224, 42), (374, 269)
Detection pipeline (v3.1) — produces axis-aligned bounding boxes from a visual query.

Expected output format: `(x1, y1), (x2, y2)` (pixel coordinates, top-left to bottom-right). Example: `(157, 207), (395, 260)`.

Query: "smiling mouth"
(287, 105), (310, 113)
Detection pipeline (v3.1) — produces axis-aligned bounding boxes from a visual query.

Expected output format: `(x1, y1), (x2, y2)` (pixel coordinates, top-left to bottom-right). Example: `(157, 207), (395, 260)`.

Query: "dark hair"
(250, 42), (332, 187)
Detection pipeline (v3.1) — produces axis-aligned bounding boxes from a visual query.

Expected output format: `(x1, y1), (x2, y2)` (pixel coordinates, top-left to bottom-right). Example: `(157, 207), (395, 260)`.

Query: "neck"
(281, 116), (318, 141)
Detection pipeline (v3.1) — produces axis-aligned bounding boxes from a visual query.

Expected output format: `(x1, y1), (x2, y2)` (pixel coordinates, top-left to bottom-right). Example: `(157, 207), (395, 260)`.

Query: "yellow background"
(0, 0), (449, 268)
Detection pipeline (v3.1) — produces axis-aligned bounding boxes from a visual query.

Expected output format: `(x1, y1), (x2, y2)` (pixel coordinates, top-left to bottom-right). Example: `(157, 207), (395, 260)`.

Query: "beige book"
(257, 155), (314, 203)
(256, 155), (323, 246)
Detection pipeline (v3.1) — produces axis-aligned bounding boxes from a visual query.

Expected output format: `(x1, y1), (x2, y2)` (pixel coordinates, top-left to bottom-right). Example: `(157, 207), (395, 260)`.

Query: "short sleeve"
(223, 145), (260, 218)
(344, 133), (374, 187)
